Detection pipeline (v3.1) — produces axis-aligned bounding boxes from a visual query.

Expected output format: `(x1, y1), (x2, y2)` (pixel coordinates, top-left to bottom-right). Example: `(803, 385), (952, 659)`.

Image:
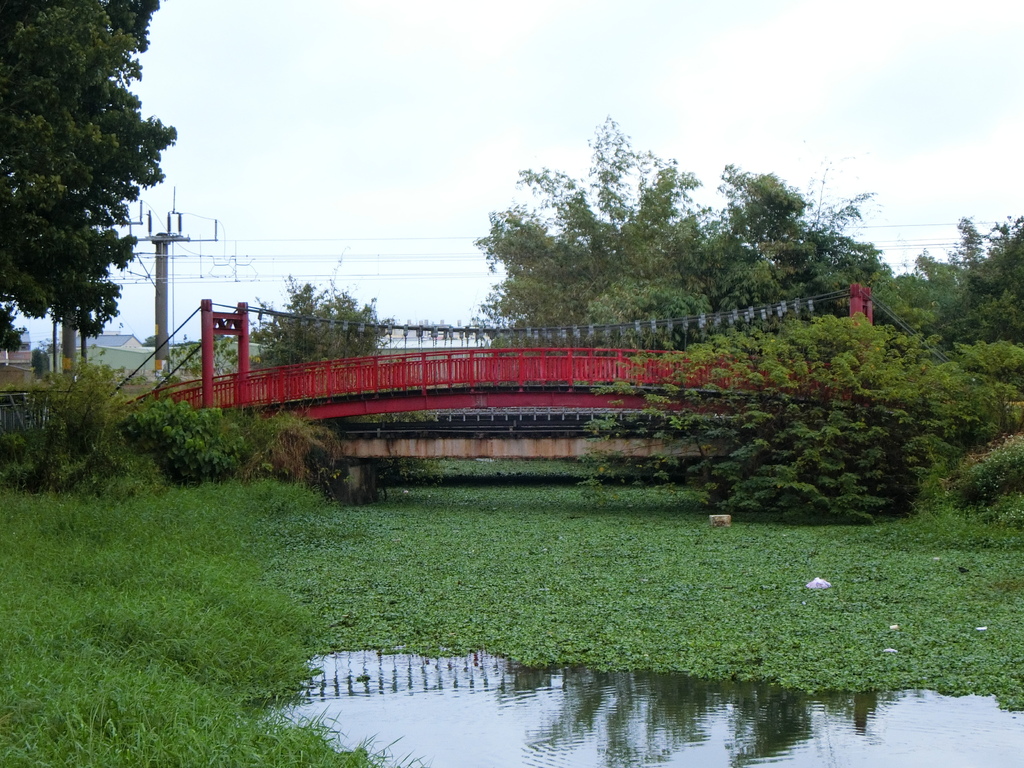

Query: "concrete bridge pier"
(321, 458), (378, 505)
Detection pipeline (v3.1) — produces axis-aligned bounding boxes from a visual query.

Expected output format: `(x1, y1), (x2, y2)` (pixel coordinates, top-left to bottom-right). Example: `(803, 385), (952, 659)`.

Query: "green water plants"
(257, 480), (1024, 710)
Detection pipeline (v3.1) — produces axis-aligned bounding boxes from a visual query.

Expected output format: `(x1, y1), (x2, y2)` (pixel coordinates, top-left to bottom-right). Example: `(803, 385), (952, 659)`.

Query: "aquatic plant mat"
(260, 481), (1024, 710)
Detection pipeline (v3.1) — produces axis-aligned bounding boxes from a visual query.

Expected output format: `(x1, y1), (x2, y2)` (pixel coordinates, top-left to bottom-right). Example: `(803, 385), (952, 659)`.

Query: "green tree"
(253, 278), (384, 366)
(959, 217), (1024, 343)
(478, 119), (886, 332)
(879, 217), (1024, 348)
(609, 317), (993, 520)
(30, 346), (49, 377)
(0, 0), (176, 349)
(478, 118), (705, 327)
(876, 250), (964, 341)
(953, 340), (1024, 435)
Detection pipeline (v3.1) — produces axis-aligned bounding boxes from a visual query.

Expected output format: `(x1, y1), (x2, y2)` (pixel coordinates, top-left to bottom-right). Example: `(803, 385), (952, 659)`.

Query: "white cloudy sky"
(21, 0), (1024, 344)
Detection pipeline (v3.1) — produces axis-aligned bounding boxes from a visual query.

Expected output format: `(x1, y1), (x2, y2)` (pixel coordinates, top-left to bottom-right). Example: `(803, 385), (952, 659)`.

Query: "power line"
(123, 256), (492, 267)
(114, 272), (493, 285)
(226, 236), (480, 243)
(858, 221), (998, 229)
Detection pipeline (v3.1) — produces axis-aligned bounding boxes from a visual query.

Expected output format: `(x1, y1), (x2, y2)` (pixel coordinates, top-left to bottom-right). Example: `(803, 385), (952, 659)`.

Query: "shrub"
(124, 398), (244, 484)
(0, 364), (159, 494)
(954, 341), (1024, 435)
(987, 492), (1024, 528)
(955, 435), (1024, 508)
(234, 411), (345, 484)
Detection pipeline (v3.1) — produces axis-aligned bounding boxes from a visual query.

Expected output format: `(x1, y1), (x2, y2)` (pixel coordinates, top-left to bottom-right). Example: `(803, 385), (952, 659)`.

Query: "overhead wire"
(124, 226), (979, 267)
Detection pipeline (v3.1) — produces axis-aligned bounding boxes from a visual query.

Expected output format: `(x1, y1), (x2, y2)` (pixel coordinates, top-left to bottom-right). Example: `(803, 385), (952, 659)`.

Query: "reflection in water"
(522, 669), (819, 767)
(291, 651), (1024, 768)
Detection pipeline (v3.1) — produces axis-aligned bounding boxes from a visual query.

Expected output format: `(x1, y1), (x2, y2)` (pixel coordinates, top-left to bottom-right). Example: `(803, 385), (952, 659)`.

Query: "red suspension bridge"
(150, 285), (875, 419)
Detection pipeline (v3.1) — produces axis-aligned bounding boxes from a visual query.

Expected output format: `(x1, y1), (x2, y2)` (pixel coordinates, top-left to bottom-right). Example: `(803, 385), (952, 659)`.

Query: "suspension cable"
(116, 305), (202, 391)
(872, 296), (950, 363)
(221, 288), (853, 344)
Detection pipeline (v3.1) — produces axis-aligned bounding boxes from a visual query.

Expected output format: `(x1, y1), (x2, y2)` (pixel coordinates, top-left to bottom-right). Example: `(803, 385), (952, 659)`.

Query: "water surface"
(291, 651), (1024, 767)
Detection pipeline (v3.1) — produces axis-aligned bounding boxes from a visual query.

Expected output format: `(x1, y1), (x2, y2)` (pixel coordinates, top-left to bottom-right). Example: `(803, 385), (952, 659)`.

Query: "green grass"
(256, 481), (1024, 710)
(0, 483), (376, 767)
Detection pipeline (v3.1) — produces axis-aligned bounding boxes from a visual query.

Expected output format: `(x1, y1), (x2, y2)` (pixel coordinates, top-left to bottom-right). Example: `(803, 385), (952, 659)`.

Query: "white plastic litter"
(883, 648), (898, 653)
(805, 577), (831, 589)
(976, 627), (988, 631)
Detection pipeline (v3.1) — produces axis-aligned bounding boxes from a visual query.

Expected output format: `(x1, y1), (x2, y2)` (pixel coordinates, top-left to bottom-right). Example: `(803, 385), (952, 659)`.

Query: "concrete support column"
(155, 239), (169, 372)
(322, 459), (378, 505)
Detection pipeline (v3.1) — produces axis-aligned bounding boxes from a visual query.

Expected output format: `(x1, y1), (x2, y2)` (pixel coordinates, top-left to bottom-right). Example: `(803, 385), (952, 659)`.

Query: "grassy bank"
(257, 480), (1024, 710)
(0, 483), (374, 767)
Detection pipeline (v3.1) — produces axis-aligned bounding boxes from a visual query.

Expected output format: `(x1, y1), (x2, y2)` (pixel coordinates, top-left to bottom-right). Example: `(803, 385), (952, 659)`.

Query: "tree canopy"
(878, 216), (1024, 348)
(252, 279), (384, 367)
(0, 0), (175, 348)
(477, 119), (887, 330)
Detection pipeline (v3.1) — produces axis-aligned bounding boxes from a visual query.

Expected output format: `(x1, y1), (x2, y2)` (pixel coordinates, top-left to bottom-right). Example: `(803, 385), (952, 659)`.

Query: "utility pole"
(139, 200), (217, 373)
(144, 223), (189, 373)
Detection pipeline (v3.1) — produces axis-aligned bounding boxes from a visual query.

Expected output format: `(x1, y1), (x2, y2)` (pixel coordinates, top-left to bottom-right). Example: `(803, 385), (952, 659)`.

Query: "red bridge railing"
(152, 347), (721, 412)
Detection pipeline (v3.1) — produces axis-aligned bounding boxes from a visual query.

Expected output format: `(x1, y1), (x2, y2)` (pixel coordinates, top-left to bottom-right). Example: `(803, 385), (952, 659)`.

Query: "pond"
(289, 651), (1024, 767)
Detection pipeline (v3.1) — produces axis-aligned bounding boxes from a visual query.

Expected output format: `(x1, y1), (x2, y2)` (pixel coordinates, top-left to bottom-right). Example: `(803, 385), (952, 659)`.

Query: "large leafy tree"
(711, 166), (885, 305)
(607, 317), (994, 521)
(879, 217), (1024, 347)
(253, 279), (384, 367)
(478, 118), (705, 326)
(478, 119), (886, 330)
(958, 217), (1024, 343)
(0, 0), (175, 348)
